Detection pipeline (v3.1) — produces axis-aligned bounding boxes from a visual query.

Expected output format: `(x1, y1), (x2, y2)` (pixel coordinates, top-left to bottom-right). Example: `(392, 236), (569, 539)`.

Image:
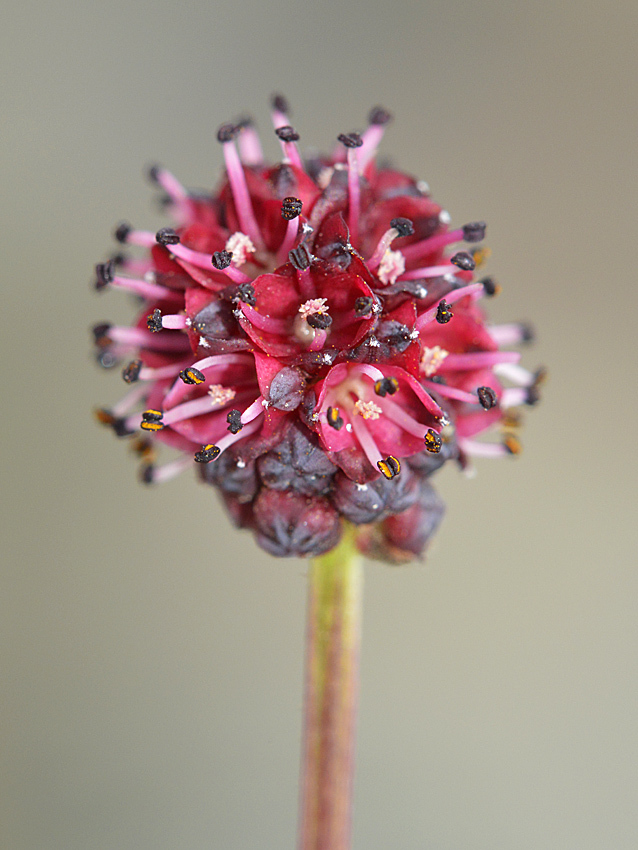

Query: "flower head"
(92, 98), (541, 561)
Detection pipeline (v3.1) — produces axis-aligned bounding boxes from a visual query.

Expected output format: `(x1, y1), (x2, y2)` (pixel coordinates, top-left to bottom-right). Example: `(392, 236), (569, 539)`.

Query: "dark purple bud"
(268, 366), (306, 411)
(257, 423), (337, 496)
(331, 466), (419, 525)
(253, 490), (342, 557)
(379, 480), (446, 562)
(200, 451), (259, 500)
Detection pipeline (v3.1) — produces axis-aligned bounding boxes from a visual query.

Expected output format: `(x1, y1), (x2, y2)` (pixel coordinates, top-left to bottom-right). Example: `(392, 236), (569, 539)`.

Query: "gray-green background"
(2, 1), (637, 848)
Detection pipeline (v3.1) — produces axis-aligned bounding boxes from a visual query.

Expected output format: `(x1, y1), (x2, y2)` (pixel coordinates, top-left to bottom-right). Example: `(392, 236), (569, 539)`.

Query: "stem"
(298, 523), (363, 850)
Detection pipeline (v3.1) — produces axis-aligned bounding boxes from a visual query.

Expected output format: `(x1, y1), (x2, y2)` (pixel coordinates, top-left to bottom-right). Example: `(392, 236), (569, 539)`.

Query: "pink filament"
(401, 228), (463, 263)
(222, 141), (264, 249)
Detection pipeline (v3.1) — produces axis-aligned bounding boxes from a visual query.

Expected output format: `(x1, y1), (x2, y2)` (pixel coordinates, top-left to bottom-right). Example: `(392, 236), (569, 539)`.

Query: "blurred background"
(2, 0), (637, 848)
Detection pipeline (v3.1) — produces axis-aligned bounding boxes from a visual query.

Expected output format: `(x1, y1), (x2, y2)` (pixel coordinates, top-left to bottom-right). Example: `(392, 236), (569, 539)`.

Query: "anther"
(92, 322), (112, 345)
(114, 222), (132, 243)
(307, 312), (332, 330)
(289, 243), (312, 271)
(337, 132), (363, 148)
(521, 323), (535, 343)
(147, 163), (161, 183)
(146, 308), (163, 333)
(462, 222), (487, 242)
(326, 407), (344, 430)
(377, 456), (401, 479)
(217, 123), (239, 143)
(525, 385), (541, 406)
(354, 296), (374, 317)
(480, 276), (501, 297)
(140, 464), (155, 484)
(212, 250), (233, 270)
(156, 227), (180, 246)
(179, 366), (206, 385)
(271, 94), (290, 114)
(194, 444), (221, 463)
(503, 435), (522, 455)
(450, 251), (476, 271)
(477, 386), (498, 410)
(122, 359), (143, 383)
(374, 377), (399, 397)
(424, 429), (443, 453)
(226, 409), (243, 434)
(281, 197), (303, 220)
(236, 282), (257, 306)
(390, 217), (414, 238)
(368, 106), (392, 125)
(141, 410), (164, 432)
(275, 125), (300, 143)
(95, 260), (115, 290)
(435, 300), (454, 324)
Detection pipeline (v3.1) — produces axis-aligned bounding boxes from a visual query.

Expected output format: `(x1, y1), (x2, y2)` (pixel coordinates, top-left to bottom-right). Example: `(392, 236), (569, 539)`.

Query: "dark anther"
(95, 260), (115, 290)
(275, 125), (300, 143)
(337, 132), (363, 148)
(109, 252), (126, 266)
(212, 250), (233, 270)
(140, 464), (155, 485)
(114, 222), (131, 243)
(525, 385), (541, 406)
(179, 366), (206, 385)
(141, 409), (164, 432)
(374, 377), (399, 397)
(450, 251), (476, 271)
(289, 243), (311, 271)
(146, 308), (163, 333)
(354, 296), (374, 317)
(112, 417), (134, 437)
(307, 312), (332, 330)
(92, 322), (112, 344)
(281, 197), (303, 220)
(477, 386), (498, 410)
(156, 227), (180, 246)
(377, 455), (401, 480)
(368, 106), (393, 126)
(390, 217), (414, 238)
(521, 323), (535, 343)
(326, 407), (344, 430)
(236, 282), (256, 306)
(147, 164), (161, 183)
(122, 359), (142, 383)
(226, 409), (243, 434)
(435, 300), (454, 324)
(217, 123), (239, 143)
(480, 276), (500, 297)
(194, 444), (221, 463)
(462, 221), (487, 243)
(235, 115), (254, 129)
(271, 93), (290, 114)
(94, 408), (115, 427)
(424, 428), (443, 454)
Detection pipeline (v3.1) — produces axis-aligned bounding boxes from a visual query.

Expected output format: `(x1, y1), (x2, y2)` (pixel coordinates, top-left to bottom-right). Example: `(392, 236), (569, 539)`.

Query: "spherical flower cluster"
(93, 98), (541, 562)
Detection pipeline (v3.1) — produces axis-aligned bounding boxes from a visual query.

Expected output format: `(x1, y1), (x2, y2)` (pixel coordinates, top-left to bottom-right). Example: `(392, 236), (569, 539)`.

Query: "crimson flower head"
(93, 97), (541, 562)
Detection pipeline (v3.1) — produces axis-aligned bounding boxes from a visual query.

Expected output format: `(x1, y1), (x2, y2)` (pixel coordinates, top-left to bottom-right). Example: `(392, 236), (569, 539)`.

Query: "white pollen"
(236, 458), (246, 469)
(198, 336), (210, 348)
(144, 270), (157, 282)
(355, 483), (368, 492)
(346, 423), (353, 433)
(322, 354), (332, 364)
(439, 210), (451, 225)
(354, 399), (382, 420)
(378, 249), (405, 285)
(311, 412), (320, 422)
(416, 180), (430, 195)
(185, 317), (192, 327)
(208, 384), (236, 406)
(409, 329), (419, 340)
(420, 345), (449, 377)
(368, 337), (380, 348)
(298, 298), (329, 319)
(225, 232), (256, 266)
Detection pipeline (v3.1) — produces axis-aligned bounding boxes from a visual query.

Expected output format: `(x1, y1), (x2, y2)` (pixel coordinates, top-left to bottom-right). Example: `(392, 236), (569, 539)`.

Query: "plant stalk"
(298, 524), (363, 850)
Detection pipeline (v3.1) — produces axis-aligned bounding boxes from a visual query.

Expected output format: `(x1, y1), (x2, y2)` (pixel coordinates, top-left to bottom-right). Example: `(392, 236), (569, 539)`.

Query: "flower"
(93, 96), (541, 562)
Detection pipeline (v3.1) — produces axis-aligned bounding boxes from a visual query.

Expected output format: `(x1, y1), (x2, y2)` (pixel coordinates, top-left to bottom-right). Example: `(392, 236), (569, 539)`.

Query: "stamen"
(195, 444), (221, 463)
(450, 251), (476, 271)
(488, 322), (535, 346)
(225, 232), (256, 266)
(420, 345), (449, 376)
(367, 217), (414, 270)
(358, 106), (392, 172)
(236, 117), (264, 167)
(179, 367), (206, 385)
(477, 386), (498, 410)
(375, 396), (430, 439)
(422, 381), (478, 403)
(435, 300), (454, 324)
(110, 274), (174, 300)
(147, 309), (188, 332)
(415, 283), (484, 332)
(440, 351), (521, 370)
(165, 242), (250, 283)
(278, 200), (303, 262)
(354, 399), (382, 420)
(281, 197), (303, 220)
(493, 363), (536, 386)
(480, 276), (501, 297)
(147, 165), (192, 221)
(106, 326), (191, 352)
(148, 457), (192, 483)
(274, 125), (303, 170)
(217, 124), (264, 249)
(156, 227), (181, 247)
(270, 93), (291, 128)
(459, 438), (510, 458)
(114, 226), (157, 248)
(338, 133), (363, 246)
(122, 359), (142, 383)
(373, 377), (399, 397)
(306, 312), (332, 330)
(239, 302), (290, 334)
(140, 410), (164, 432)
(377, 456), (401, 480)
(348, 408), (384, 470)
(424, 428), (442, 453)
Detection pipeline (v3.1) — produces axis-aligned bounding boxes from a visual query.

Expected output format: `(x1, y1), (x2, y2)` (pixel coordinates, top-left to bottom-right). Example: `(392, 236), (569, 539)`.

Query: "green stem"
(298, 524), (363, 850)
